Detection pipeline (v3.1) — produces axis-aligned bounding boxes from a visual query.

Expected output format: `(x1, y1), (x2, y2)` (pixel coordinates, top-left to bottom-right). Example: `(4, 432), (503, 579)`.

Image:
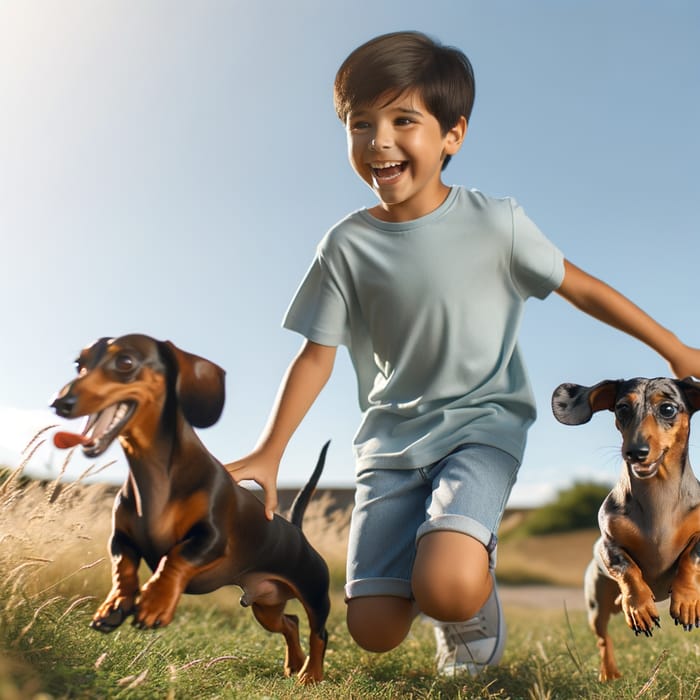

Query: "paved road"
(499, 585), (585, 611)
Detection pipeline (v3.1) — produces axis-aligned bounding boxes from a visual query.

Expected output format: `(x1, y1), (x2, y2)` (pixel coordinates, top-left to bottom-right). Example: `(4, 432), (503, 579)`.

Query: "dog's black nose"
(51, 394), (77, 418)
(625, 443), (650, 463)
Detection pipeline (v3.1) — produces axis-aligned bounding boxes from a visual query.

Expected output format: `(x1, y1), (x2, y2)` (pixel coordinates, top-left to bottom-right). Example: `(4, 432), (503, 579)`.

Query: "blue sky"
(1, 1), (698, 505)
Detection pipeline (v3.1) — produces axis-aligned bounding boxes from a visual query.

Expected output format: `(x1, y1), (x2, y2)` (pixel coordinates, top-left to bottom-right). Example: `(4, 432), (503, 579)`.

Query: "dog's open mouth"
(53, 401), (136, 457)
(628, 452), (666, 480)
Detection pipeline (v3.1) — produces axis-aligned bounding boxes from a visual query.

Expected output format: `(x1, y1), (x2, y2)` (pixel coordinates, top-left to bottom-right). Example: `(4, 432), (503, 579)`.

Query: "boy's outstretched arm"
(556, 260), (700, 379)
(226, 339), (337, 520)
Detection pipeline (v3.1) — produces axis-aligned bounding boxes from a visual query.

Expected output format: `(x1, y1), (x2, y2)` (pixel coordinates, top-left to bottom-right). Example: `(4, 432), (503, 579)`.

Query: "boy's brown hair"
(334, 31), (475, 168)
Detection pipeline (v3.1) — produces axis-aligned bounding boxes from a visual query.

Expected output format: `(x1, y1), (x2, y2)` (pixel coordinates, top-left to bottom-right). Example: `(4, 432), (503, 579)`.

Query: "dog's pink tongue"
(53, 432), (89, 449)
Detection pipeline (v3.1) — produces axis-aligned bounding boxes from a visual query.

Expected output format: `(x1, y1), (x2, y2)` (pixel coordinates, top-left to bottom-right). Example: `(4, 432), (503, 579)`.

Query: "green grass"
(2, 559), (700, 700)
(2, 470), (699, 699)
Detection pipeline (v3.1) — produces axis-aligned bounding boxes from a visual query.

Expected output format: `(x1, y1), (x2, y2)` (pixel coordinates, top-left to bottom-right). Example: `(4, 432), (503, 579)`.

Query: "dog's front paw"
(131, 580), (180, 629)
(92, 595), (137, 633)
(621, 595), (660, 637)
(670, 588), (700, 631)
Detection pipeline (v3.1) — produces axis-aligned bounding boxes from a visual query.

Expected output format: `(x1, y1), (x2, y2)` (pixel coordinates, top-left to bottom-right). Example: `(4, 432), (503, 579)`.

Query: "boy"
(228, 31), (700, 675)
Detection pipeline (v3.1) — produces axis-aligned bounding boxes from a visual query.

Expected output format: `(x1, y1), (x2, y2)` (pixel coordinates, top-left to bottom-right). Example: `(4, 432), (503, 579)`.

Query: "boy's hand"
(668, 345), (700, 381)
(226, 450), (280, 521)
(225, 340), (336, 522)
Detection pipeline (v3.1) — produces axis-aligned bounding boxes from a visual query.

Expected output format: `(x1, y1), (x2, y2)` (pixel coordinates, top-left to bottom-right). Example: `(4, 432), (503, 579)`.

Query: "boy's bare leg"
(415, 531), (505, 676)
(412, 531), (491, 621)
(346, 531), (492, 652)
(346, 596), (418, 651)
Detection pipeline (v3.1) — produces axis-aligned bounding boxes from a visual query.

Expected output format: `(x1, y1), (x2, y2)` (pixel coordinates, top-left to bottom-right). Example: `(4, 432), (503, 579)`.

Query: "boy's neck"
(368, 182), (452, 223)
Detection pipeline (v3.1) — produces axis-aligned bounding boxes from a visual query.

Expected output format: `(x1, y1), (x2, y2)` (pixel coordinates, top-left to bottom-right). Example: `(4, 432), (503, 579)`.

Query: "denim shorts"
(344, 443), (519, 600)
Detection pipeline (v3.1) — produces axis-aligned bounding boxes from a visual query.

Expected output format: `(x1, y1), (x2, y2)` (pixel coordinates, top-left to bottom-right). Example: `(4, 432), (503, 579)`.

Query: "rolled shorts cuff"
(416, 514), (498, 569)
(344, 576), (412, 601)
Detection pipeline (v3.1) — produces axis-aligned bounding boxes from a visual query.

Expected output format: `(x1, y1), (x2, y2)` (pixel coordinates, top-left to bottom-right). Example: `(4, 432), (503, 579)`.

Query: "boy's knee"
(413, 567), (491, 621)
(412, 530), (492, 621)
(346, 596), (415, 652)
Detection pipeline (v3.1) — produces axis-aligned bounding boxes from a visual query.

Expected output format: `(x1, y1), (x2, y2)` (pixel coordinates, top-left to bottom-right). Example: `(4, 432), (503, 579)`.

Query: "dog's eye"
(74, 359), (89, 376)
(114, 354), (135, 372)
(615, 403), (631, 421)
(658, 403), (677, 419)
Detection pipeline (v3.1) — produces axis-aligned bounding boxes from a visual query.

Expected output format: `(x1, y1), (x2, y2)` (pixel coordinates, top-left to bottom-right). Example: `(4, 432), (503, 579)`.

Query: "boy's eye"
(350, 121), (370, 131)
(395, 117), (413, 126)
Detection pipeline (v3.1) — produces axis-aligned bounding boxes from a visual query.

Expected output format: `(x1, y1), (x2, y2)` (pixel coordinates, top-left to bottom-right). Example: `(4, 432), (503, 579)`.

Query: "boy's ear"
(444, 116), (467, 155)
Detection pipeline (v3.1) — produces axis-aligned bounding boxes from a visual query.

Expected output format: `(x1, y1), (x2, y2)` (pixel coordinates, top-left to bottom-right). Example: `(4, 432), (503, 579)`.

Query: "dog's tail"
(290, 440), (330, 528)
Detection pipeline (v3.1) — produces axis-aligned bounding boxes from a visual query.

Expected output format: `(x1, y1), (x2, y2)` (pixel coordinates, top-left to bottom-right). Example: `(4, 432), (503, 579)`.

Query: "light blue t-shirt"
(284, 186), (565, 471)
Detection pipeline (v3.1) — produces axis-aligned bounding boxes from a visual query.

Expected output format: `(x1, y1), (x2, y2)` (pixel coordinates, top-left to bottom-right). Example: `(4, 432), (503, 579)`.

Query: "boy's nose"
(369, 137), (391, 151)
(369, 125), (393, 150)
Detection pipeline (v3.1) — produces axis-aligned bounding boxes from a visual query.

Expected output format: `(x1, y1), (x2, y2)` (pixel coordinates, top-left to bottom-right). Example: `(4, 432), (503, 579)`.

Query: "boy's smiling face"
(346, 90), (466, 222)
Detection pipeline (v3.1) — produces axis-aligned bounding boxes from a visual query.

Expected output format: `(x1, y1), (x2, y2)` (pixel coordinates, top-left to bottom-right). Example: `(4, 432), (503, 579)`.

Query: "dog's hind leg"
(297, 624), (327, 685)
(585, 559), (622, 681)
(251, 602), (306, 678)
(670, 535), (700, 630)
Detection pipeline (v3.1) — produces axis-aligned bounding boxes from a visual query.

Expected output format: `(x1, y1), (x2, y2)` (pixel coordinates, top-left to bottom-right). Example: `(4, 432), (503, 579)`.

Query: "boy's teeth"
(371, 161), (405, 182)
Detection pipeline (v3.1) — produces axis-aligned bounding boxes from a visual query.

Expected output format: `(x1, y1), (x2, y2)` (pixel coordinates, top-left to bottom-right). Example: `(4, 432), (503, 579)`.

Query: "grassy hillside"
(3, 475), (698, 699)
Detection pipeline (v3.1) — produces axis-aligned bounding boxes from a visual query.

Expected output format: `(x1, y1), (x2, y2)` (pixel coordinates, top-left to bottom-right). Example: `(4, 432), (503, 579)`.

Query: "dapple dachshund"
(552, 377), (700, 681)
(51, 334), (330, 684)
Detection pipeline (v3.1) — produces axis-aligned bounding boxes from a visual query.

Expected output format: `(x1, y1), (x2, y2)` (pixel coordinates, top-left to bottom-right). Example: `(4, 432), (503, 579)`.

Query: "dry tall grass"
(3, 457), (699, 699)
(0, 449), (355, 699)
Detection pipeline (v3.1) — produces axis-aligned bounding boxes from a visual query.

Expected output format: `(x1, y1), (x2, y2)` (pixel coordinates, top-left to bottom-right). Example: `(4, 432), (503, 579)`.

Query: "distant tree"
(520, 481), (611, 535)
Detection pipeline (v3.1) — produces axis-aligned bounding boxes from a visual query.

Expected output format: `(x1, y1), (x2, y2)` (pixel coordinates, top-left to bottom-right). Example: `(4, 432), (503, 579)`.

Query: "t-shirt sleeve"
(509, 199), (565, 299)
(282, 249), (349, 347)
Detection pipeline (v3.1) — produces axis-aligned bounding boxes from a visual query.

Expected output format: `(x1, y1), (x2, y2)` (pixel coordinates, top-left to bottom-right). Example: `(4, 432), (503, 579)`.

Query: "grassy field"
(2, 477), (700, 699)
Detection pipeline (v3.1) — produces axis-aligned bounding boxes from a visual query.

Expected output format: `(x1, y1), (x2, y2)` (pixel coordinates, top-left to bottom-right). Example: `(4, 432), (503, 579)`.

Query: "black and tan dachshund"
(552, 377), (700, 681)
(51, 334), (330, 684)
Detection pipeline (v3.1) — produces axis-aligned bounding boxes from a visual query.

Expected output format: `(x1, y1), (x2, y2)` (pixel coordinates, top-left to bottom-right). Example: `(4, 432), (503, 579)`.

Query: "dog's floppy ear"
(678, 377), (700, 415)
(162, 341), (226, 428)
(551, 380), (620, 425)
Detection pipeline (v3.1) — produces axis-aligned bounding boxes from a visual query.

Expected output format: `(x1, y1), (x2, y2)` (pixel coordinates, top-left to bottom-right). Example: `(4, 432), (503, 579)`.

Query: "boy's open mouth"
(371, 161), (407, 183)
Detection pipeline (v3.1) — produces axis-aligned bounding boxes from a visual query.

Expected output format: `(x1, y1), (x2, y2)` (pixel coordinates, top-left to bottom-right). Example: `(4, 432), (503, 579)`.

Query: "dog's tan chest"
(607, 512), (685, 576)
(151, 491), (208, 543)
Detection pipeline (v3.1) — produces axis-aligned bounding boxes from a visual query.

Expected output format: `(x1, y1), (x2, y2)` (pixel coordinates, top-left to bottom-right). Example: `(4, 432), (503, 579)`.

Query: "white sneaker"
(433, 584), (506, 676)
